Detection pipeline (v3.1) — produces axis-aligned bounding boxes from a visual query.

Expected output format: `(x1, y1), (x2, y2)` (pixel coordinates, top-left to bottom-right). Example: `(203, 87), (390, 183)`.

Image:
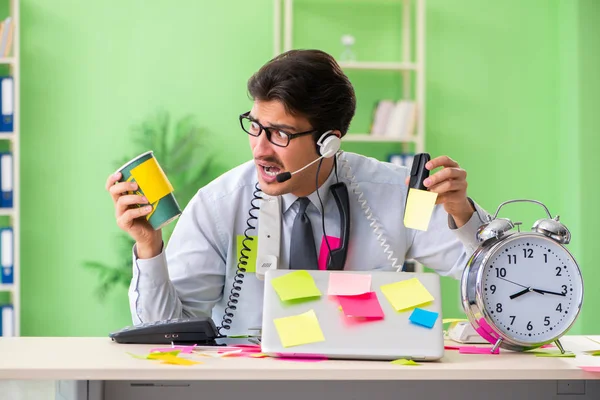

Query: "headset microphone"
(275, 155), (326, 183)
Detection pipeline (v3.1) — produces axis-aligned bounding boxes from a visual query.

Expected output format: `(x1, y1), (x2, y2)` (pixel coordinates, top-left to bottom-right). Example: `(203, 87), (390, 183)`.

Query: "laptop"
(261, 269), (444, 361)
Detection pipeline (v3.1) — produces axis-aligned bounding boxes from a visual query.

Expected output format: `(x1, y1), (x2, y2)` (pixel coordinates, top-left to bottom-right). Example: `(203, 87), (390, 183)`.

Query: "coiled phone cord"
(218, 182), (262, 335)
(337, 152), (403, 272)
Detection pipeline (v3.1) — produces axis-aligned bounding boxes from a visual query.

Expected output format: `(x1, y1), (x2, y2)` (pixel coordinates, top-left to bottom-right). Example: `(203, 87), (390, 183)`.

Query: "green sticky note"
(270, 270), (322, 302)
(236, 235), (257, 273)
(391, 358), (420, 366)
(530, 351), (576, 358)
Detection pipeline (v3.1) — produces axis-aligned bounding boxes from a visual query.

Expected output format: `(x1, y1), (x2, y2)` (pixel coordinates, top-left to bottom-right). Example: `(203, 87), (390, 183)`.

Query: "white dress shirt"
(129, 151), (490, 336)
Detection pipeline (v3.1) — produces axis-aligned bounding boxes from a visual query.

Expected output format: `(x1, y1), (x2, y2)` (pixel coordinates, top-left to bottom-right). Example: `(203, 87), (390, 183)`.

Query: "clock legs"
(492, 338), (503, 354)
(555, 339), (565, 354)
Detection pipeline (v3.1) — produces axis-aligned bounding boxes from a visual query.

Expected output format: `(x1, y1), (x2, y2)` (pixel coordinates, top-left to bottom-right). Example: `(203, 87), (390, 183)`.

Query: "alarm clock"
(461, 199), (584, 354)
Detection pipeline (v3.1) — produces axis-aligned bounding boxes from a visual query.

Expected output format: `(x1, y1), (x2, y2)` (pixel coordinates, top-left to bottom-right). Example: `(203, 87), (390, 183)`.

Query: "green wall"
(15, 0), (598, 336)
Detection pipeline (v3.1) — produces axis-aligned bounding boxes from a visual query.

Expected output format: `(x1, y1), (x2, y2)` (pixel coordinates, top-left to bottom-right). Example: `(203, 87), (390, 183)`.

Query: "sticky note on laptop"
(328, 272), (371, 296)
(273, 309), (325, 347)
(337, 292), (384, 319)
(409, 308), (439, 328)
(270, 270), (322, 302)
(381, 277), (434, 312)
(403, 152), (437, 231)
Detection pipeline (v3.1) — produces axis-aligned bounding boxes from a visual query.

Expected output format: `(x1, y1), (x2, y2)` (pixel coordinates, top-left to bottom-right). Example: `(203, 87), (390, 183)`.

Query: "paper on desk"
(328, 272), (371, 296)
(337, 292), (384, 319)
(403, 188), (438, 231)
(409, 308), (439, 329)
(274, 309), (325, 348)
(270, 270), (322, 302)
(150, 345), (197, 354)
(459, 346), (499, 355)
(381, 277), (434, 312)
(237, 235), (257, 273)
(391, 358), (420, 366)
(155, 355), (201, 366)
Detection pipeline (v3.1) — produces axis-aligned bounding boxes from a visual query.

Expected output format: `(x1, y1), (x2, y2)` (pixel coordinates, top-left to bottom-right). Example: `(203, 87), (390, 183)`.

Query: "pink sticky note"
(475, 318), (500, 345)
(337, 292), (385, 319)
(328, 272), (372, 296)
(540, 344), (555, 349)
(318, 236), (342, 270)
(580, 366), (600, 372)
(444, 345), (461, 351)
(459, 346), (500, 355)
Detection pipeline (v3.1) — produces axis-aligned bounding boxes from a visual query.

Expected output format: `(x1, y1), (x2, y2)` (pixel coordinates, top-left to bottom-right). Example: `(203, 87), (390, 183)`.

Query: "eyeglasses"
(239, 111), (318, 147)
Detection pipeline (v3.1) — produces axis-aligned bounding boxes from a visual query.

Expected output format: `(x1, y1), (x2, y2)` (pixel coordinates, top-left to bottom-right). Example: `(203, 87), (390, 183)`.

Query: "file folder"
(0, 304), (14, 336)
(0, 152), (12, 207)
(0, 76), (13, 132)
(1, 227), (13, 284)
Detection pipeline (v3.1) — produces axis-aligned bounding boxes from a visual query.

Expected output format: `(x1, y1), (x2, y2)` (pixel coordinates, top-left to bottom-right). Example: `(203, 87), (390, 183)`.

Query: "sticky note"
(530, 351), (576, 358)
(130, 157), (174, 203)
(147, 350), (181, 359)
(403, 188), (438, 231)
(273, 309), (325, 347)
(150, 345), (197, 354)
(156, 355), (201, 366)
(442, 318), (468, 324)
(318, 236), (342, 270)
(409, 308), (439, 329)
(391, 358), (420, 366)
(459, 346), (499, 355)
(580, 366), (600, 372)
(380, 277), (434, 312)
(584, 350), (600, 356)
(236, 235), (257, 273)
(328, 272), (372, 296)
(270, 270), (322, 302)
(337, 292), (384, 319)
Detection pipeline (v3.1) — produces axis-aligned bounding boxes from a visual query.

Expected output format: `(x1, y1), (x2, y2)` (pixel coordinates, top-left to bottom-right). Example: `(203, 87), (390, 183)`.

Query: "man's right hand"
(106, 171), (163, 259)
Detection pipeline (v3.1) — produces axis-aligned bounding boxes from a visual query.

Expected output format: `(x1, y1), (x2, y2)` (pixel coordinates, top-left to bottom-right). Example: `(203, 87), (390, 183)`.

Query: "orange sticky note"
(404, 188), (438, 231)
(273, 309), (325, 348)
(380, 277), (434, 312)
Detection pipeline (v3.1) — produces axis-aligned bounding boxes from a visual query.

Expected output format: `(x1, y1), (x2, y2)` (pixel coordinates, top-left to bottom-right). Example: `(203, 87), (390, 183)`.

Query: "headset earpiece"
(316, 130), (341, 158)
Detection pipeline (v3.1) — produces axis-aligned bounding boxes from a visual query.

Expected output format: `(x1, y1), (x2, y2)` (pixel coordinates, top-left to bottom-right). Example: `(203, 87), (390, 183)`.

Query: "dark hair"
(247, 49), (356, 137)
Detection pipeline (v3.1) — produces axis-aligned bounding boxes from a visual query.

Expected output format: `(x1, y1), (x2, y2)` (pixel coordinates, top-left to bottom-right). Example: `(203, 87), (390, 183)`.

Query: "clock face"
(480, 234), (583, 344)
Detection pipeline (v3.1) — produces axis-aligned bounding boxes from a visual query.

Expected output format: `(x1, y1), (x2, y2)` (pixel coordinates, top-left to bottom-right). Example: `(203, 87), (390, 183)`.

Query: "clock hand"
(509, 288), (531, 300)
(497, 277), (529, 289)
(530, 288), (566, 297)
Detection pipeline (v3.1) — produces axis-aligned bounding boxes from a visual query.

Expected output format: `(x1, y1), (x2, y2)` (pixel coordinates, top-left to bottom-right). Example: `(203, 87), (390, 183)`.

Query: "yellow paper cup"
(116, 151), (182, 230)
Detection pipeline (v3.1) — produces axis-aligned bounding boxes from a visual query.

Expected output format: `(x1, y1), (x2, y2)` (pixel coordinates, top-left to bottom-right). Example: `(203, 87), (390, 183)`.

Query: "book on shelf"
(369, 99), (417, 140)
(0, 152), (12, 207)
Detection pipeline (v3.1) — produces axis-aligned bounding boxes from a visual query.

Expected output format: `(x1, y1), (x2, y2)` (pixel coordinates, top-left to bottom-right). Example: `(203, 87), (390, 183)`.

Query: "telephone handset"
(109, 316), (221, 345)
(326, 181), (350, 270)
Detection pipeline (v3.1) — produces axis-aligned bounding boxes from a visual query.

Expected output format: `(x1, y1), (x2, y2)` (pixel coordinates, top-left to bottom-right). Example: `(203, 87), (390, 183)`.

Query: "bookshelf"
(273, 0), (426, 151)
(0, 0), (19, 337)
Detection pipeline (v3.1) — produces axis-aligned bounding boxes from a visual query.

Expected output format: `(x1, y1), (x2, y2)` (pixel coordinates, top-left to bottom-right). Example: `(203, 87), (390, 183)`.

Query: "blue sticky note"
(409, 308), (438, 329)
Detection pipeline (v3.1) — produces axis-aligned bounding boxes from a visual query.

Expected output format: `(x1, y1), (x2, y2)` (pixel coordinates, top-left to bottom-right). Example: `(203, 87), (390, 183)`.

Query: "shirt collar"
(281, 166), (337, 214)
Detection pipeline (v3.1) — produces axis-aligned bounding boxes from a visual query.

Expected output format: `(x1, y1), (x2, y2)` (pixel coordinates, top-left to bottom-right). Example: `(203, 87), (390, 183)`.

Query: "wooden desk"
(1, 336), (599, 400)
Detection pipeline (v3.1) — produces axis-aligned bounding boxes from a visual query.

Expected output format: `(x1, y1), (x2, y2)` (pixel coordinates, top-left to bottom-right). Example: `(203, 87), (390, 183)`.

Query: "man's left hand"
(405, 155), (475, 227)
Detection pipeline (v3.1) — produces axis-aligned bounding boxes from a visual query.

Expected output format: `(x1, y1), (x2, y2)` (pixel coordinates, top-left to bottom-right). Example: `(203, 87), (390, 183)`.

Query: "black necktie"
(289, 197), (318, 270)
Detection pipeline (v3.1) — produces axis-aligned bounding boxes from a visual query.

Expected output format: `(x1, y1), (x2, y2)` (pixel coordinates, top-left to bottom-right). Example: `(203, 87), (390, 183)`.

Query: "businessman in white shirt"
(106, 49), (489, 336)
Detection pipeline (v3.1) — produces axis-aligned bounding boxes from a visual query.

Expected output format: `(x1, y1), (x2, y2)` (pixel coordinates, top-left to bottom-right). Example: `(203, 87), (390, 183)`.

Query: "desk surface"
(0, 336), (599, 381)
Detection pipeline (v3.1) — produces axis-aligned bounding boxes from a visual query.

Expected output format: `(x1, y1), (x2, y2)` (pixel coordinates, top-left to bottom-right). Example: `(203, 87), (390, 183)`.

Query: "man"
(106, 49), (489, 336)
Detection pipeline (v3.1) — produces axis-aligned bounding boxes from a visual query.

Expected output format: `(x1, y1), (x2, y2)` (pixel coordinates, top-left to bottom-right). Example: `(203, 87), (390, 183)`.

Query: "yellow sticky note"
(403, 188), (438, 231)
(381, 277), (434, 312)
(236, 235), (257, 273)
(442, 318), (468, 324)
(270, 270), (322, 302)
(391, 358), (420, 366)
(157, 355), (202, 365)
(130, 157), (174, 203)
(274, 309), (325, 347)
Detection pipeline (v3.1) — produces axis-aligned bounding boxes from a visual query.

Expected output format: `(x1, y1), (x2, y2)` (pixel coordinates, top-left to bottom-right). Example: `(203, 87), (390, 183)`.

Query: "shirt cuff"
(448, 198), (490, 254)
(132, 243), (170, 289)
